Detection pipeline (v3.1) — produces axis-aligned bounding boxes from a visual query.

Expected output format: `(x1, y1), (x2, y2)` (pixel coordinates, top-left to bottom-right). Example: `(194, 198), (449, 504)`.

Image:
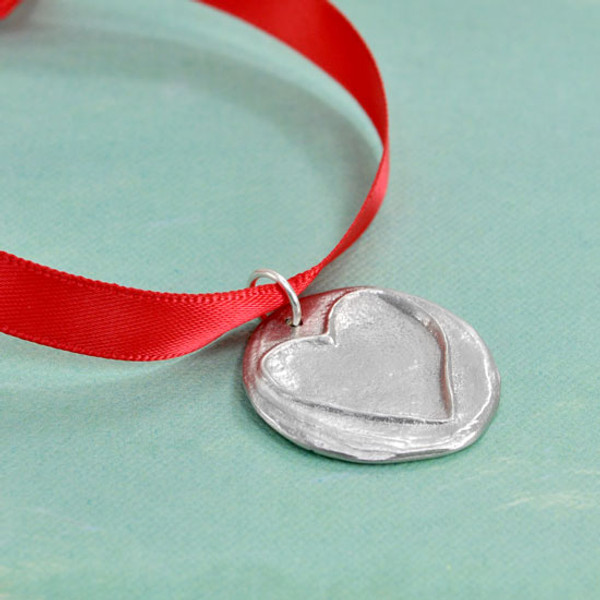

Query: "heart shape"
(261, 290), (454, 423)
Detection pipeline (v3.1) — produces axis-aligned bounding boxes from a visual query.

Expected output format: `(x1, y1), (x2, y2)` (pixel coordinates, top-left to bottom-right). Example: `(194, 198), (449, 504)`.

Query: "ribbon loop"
(0, 0), (390, 360)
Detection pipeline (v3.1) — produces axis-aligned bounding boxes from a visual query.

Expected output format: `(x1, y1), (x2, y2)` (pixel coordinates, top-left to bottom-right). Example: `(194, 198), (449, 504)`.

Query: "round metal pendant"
(243, 287), (500, 463)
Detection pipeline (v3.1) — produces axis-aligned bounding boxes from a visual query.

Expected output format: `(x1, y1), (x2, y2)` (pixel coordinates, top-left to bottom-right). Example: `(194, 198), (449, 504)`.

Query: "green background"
(2, 0), (599, 598)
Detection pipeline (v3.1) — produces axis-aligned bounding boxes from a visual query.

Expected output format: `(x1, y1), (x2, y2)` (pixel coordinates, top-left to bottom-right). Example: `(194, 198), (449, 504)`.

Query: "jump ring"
(248, 269), (302, 327)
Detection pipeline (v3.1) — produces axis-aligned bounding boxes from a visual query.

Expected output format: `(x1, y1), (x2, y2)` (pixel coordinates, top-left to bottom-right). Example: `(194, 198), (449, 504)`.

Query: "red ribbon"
(0, 0), (19, 18)
(0, 0), (389, 360)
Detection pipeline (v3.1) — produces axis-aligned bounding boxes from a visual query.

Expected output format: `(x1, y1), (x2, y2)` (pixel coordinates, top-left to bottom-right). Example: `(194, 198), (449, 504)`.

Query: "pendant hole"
(286, 317), (303, 328)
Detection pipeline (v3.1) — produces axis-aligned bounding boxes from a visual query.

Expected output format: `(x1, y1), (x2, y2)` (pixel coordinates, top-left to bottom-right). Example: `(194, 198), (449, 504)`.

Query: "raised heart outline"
(259, 289), (455, 424)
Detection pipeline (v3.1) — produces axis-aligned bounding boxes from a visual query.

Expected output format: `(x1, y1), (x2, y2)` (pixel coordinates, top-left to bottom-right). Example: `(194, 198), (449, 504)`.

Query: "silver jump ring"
(248, 269), (302, 327)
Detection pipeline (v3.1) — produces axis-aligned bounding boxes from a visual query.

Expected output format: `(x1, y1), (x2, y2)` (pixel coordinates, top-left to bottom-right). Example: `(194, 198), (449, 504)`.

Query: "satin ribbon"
(0, 0), (389, 360)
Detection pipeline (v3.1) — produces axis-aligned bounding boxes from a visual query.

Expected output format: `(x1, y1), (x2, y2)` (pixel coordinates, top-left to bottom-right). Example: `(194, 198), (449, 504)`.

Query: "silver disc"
(243, 287), (500, 463)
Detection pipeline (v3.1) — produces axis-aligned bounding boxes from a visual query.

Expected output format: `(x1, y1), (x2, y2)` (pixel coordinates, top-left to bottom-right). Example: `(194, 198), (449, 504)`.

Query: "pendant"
(243, 272), (500, 463)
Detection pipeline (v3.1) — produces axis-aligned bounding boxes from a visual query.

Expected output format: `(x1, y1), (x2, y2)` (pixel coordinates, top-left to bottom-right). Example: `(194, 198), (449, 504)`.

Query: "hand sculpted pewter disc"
(243, 287), (500, 463)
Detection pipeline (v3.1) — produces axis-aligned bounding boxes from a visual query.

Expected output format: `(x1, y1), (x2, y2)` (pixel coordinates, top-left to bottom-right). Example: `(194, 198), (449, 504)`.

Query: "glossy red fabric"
(0, 0), (389, 360)
(0, 0), (19, 19)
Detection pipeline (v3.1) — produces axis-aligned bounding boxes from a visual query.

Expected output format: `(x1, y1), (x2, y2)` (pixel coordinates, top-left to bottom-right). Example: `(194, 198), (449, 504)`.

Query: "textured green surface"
(1, 0), (599, 598)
